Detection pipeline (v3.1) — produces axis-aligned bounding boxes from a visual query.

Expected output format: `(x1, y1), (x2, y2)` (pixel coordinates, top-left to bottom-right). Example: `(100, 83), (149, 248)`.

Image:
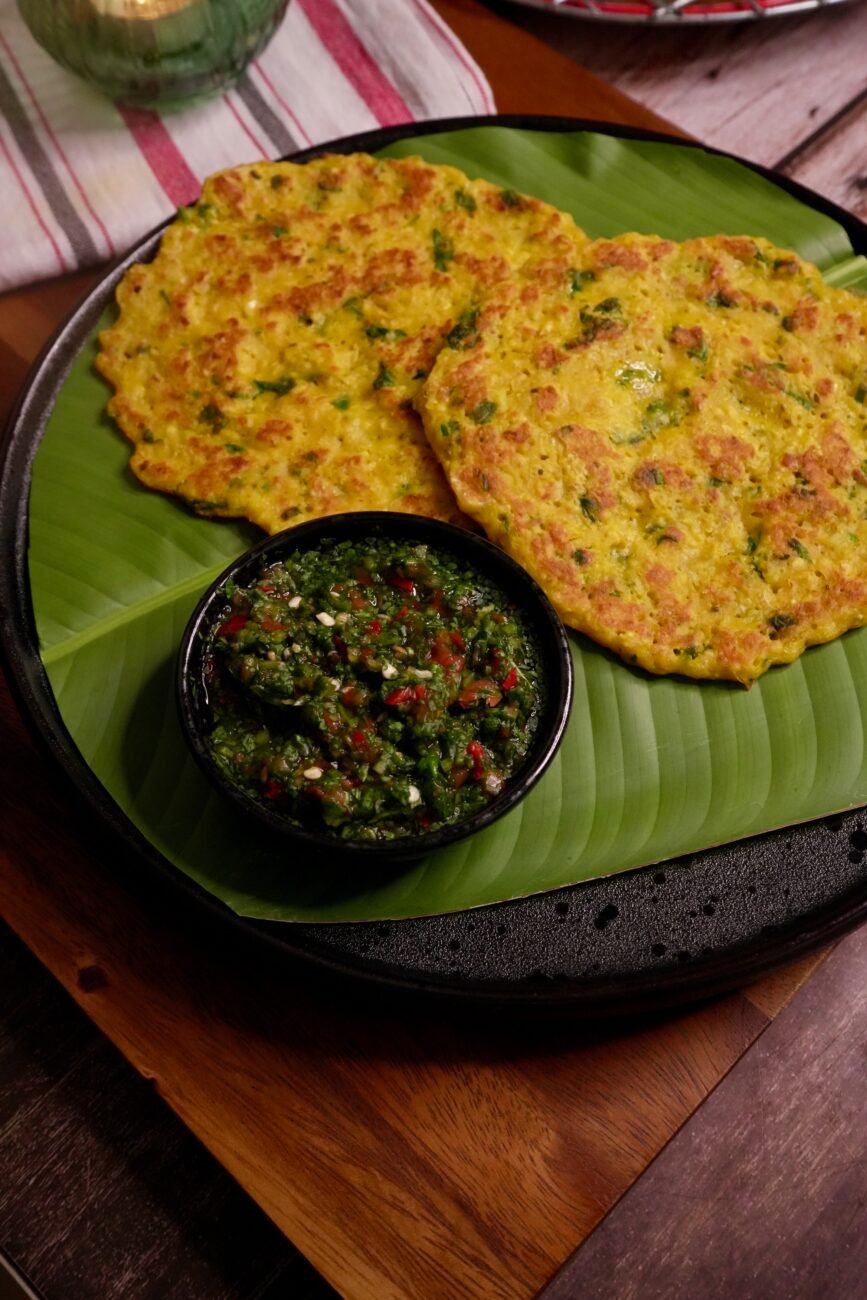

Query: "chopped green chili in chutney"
(205, 539), (542, 841)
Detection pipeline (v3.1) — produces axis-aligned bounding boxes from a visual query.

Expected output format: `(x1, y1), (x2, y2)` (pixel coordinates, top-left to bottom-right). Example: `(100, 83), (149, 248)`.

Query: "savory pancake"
(97, 153), (586, 532)
(417, 233), (867, 683)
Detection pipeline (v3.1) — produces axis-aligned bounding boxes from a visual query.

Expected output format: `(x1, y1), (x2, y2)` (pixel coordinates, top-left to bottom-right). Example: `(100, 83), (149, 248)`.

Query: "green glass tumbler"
(17, 0), (290, 109)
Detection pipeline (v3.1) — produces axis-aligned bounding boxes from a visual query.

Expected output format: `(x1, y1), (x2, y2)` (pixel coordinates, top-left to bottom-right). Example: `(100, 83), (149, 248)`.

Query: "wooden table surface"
(2, 2), (866, 1297)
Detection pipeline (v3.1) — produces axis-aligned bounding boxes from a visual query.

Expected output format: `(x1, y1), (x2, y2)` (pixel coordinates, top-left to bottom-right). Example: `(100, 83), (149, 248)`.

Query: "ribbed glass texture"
(18, 0), (289, 107)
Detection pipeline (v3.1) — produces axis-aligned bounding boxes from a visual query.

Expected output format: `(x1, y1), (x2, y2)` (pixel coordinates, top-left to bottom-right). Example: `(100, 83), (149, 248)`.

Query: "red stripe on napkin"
(252, 60), (313, 149)
(0, 128), (67, 273)
(118, 106), (200, 206)
(223, 95), (269, 160)
(407, 0), (496, 114)
(0, 32), (116, 258)
(297, 0), (411, 126)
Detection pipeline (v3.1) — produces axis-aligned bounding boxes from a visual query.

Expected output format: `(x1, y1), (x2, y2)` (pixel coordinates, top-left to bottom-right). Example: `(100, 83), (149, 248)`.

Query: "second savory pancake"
(417, 233), (867, 683)
(97, 153), (586, 532)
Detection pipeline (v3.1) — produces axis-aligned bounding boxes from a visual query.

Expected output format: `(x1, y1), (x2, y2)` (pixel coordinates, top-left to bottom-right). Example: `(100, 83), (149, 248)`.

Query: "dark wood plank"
(780, 93), (867, 222)
(0, 919), (335, 1300)
(539, 925), (867, 1300)
(487, 0), (867, 193)
(0, 1246), (44, 1300)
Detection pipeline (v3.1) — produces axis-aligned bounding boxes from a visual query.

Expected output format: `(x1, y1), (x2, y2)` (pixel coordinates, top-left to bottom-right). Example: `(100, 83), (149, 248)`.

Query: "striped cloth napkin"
(0, 0), (495, 291)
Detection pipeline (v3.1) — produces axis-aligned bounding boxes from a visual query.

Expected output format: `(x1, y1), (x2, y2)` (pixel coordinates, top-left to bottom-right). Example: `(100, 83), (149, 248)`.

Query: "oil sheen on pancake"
(97, 153), (586, 532)
(417, 233), (867, 683)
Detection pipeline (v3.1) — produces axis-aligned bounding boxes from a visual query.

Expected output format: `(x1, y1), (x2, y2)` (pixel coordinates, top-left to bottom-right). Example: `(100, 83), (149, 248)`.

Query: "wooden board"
(0, 2), (831, 1295)
(0, 699), (821, 1300)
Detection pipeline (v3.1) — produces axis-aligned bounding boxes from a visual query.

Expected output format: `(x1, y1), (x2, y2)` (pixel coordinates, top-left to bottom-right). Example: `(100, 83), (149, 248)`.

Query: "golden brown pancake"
(98, 153), (586, 532)
(417, 233), (867, 683)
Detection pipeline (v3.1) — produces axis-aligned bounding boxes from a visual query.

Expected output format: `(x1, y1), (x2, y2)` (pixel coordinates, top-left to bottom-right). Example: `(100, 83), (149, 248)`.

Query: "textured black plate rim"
(3, 113), (867, 1017)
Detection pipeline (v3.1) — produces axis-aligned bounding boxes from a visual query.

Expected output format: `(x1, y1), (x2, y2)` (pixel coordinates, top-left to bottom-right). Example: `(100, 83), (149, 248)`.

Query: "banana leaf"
(27, 126), (867, 922)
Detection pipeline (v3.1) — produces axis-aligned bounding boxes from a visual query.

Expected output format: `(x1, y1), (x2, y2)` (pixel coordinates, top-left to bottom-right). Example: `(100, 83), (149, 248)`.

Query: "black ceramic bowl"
(177, 512), (573, 861)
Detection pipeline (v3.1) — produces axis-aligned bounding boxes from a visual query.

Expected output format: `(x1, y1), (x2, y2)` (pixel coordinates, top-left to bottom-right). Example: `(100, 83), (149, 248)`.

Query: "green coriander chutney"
(204, 537), (542, 841)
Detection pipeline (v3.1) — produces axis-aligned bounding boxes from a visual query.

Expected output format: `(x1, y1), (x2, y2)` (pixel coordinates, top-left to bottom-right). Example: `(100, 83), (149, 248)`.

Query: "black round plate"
(3, 114), (867, 1018)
